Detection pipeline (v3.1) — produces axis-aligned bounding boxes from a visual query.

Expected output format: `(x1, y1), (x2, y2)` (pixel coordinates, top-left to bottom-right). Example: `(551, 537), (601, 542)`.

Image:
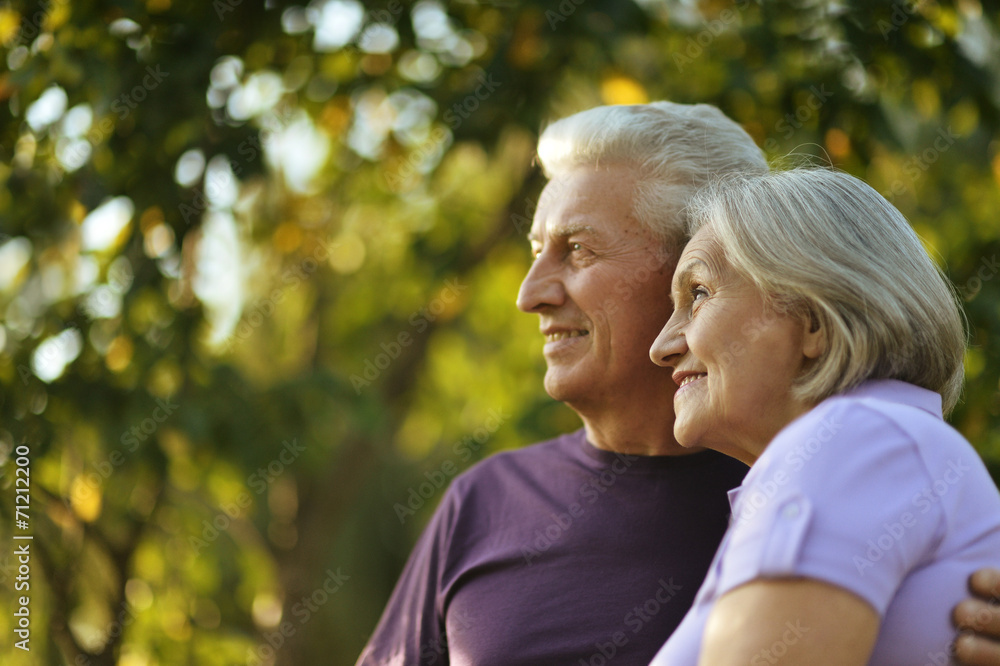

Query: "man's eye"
(570, 242), (583, 252)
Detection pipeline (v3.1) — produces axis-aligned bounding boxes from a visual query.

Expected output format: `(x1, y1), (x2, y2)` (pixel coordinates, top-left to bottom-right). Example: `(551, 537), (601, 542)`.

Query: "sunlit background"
(2, 0), (1000, 663)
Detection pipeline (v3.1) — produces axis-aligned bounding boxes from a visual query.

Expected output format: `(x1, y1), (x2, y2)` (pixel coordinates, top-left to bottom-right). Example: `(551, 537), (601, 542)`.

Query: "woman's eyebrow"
(672, 259), (708, 290)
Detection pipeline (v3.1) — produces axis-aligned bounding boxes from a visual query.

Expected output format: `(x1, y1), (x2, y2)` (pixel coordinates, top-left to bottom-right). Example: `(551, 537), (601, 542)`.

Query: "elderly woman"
(647, 168), (1000, 665)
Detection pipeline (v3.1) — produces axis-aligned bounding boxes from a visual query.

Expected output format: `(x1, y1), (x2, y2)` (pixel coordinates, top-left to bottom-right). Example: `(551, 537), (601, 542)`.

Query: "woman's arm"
(954, 568), (1000, 666)
(699, 577), (879, 666)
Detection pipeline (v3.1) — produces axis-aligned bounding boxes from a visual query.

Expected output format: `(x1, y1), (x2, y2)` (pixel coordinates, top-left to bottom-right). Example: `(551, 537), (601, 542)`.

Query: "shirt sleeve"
(717, 400), (948, 616)
(355, 486), (460, 666)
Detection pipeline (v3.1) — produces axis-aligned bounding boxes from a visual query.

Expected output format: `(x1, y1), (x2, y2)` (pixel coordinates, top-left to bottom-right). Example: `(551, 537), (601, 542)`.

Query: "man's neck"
(572, 400), (701, 457)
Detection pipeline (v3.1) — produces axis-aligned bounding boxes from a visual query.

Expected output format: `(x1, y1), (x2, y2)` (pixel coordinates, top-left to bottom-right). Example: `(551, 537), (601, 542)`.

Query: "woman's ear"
(802, 308), (826, 359)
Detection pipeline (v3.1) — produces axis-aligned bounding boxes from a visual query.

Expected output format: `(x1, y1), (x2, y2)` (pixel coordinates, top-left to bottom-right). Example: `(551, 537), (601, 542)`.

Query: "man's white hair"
(536, 101), (768, 253)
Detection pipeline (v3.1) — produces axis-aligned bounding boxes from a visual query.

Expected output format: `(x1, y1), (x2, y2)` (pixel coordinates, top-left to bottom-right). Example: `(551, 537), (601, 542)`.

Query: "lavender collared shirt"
(651, 379), (1000, 665)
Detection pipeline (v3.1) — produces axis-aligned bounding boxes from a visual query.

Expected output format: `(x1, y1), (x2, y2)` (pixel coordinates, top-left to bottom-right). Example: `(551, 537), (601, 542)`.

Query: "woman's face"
(648, 226), (823, 465)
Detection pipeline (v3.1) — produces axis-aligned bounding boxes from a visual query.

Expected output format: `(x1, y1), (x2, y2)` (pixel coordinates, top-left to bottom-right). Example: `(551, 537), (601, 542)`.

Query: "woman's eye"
(691, 286), (709, 302)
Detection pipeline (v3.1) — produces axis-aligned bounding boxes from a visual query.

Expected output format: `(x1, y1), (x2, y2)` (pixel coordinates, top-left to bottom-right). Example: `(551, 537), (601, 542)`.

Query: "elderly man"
(357, 102), (1000, 665)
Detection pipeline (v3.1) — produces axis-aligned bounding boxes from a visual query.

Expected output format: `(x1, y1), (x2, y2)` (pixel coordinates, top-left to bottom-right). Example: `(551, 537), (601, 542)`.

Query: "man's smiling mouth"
(545, 330), (589, 342)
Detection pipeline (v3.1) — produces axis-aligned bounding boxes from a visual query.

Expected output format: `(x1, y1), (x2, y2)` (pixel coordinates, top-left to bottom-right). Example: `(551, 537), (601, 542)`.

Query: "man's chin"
(542, 371), (590, 404)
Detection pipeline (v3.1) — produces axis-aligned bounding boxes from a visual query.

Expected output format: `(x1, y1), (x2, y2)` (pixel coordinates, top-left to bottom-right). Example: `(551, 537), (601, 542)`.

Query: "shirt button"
(782, 501), (801, 519)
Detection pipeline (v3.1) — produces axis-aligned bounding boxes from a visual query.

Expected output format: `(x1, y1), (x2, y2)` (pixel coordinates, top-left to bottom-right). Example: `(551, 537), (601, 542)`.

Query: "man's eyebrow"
(527, 223), (596, 243)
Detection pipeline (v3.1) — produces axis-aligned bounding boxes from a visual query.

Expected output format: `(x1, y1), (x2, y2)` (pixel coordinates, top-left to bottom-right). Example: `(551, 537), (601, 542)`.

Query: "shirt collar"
(840, 378), (943, 418)
(727, 486), (742, 514)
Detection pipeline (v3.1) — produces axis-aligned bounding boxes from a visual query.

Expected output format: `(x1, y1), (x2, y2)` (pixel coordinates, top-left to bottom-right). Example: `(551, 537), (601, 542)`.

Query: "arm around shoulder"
(954, 568), (1000, 666)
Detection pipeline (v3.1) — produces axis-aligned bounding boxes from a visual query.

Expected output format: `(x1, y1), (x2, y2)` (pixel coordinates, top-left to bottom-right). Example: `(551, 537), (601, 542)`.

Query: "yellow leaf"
(329, 231), (366, 274)
(912, 79), (940, 120)
(601, 76), (649, 106)
(930, 7), (960, 37)
(106, 335), (134, 372)
(0, 9), (21, 45)
(70, 475), (102, 522)
(45, 3), (70, 32)
(272, 221), (302, 254)
(965, 347), (985, 379)
(948, 99), (979, 136)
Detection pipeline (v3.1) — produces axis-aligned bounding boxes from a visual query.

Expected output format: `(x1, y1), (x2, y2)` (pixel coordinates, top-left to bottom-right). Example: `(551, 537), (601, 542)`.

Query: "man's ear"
(802, 308), (826, 360)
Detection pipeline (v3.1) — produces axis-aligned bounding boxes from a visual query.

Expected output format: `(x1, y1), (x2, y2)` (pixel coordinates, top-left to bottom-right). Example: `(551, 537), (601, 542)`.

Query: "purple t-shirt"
(652, 379), (1000, 665)
(356, 429), (748, 666)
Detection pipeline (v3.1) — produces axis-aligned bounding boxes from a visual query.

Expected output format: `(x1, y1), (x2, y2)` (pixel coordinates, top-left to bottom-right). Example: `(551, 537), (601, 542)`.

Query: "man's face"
(516, 164), (678, 410)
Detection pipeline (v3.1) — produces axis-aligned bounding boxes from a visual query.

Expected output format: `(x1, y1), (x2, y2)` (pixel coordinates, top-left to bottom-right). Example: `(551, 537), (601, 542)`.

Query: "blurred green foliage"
(0, 0), (999, 663)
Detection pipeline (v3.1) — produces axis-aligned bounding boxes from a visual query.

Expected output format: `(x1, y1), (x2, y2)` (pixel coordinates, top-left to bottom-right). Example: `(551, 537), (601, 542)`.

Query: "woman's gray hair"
(536, 102), (768, 254)
(687, 167), (966, 414)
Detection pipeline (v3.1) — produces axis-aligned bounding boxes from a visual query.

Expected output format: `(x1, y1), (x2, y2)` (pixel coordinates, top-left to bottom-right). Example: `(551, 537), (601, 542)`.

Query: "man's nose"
(649, 311), (687, 368)
(517, 252), (565, 312)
